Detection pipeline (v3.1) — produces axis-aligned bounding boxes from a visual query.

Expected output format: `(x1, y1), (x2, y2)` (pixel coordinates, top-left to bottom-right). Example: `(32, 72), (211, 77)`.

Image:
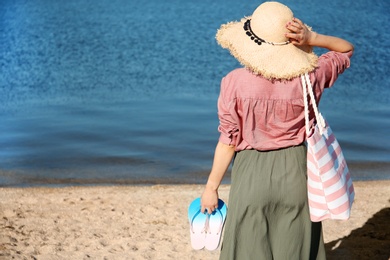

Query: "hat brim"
(216, 18), (318, 80)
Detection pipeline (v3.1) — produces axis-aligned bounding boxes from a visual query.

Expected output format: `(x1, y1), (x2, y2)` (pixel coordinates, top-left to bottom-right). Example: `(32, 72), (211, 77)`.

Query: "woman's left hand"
(201, 186), (219, 214)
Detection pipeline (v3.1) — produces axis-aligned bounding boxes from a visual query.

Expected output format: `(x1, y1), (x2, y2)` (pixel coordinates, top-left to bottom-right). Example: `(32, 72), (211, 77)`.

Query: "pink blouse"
(218, 51), (352, 151)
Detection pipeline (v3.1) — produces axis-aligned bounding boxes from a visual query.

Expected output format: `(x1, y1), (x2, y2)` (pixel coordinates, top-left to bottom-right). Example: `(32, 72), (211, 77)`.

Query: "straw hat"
(216, 1), (318, 80)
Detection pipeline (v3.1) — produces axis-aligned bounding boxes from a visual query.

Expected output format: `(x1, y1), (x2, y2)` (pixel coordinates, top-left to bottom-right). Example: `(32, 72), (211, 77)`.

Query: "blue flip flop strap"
(206, 208), (224, 235)
(190, 210), (207, 234)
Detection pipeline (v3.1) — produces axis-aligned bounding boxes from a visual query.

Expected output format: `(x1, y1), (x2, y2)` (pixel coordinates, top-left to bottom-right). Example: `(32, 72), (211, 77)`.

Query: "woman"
(200, 2), (354, 259)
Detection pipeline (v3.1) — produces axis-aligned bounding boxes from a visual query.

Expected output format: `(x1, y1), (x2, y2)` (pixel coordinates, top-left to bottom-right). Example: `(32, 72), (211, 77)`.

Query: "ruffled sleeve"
(217, 76), (239, 146)
(315, 51), (352, 89)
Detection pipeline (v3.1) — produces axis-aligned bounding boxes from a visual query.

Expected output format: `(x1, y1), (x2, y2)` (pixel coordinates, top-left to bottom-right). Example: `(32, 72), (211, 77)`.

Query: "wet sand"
(1, 181), (389, 259)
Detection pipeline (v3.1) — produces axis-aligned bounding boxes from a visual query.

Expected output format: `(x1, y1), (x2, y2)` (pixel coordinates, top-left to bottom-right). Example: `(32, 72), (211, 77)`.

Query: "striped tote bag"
(301, 73), (355, 222)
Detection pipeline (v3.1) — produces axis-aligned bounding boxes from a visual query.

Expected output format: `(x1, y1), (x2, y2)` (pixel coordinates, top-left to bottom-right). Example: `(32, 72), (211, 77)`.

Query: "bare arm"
(201, 141), (235, 214)
(285, 18), (354, 53)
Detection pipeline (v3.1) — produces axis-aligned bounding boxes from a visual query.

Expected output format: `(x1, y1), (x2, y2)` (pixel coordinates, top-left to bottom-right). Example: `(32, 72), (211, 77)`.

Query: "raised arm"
(285, 18), (354, 53)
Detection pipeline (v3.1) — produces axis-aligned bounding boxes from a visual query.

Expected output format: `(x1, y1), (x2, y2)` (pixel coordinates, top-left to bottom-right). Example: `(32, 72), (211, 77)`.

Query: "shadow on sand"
(325, 207), (390, 260)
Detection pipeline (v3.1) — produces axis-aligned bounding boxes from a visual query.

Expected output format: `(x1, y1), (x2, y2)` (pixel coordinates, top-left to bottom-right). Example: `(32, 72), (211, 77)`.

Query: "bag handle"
(301, 73), (326, 135)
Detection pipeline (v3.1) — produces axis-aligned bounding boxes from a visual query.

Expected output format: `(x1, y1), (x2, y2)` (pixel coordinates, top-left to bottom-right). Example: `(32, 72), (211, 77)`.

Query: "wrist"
(206, 180), (219, 191)
(308, 31), (318, 46)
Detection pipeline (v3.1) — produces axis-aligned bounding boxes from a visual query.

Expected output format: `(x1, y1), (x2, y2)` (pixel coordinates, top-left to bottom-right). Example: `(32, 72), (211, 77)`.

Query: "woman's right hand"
(285, 17), (314, 46)
(285, 17), (354, 53)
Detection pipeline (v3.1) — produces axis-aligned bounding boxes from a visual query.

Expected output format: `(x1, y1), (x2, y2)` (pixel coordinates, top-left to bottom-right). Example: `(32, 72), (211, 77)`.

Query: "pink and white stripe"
(302, 73), (355, 222)
(307, 122), (355, 221)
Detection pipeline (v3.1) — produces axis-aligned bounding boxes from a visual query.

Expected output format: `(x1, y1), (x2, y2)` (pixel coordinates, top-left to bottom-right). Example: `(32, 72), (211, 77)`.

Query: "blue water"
(0, 0), (389, 186)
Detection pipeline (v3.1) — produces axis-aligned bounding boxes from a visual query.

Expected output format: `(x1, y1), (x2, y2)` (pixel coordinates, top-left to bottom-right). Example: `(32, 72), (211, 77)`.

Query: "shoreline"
(1, 180), (389, 259)
(1, 159), (390, 188)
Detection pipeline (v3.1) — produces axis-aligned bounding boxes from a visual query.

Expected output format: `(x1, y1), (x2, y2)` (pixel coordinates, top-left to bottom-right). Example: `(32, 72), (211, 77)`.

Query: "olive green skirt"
(220, 145), (326, 260)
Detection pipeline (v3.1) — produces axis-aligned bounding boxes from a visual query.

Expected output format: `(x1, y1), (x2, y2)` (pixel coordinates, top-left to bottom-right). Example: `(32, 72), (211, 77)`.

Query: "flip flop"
(188, 197), (207, 250)
(205, 199), (227, 251)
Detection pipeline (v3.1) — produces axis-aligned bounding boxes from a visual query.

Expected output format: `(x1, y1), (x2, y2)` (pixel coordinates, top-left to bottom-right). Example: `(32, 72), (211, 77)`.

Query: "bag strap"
(301, 73), (326, 135)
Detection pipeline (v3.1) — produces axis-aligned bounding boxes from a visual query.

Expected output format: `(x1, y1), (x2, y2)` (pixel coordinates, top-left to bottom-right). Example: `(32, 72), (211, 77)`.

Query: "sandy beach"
(1, 180), (389, 260)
